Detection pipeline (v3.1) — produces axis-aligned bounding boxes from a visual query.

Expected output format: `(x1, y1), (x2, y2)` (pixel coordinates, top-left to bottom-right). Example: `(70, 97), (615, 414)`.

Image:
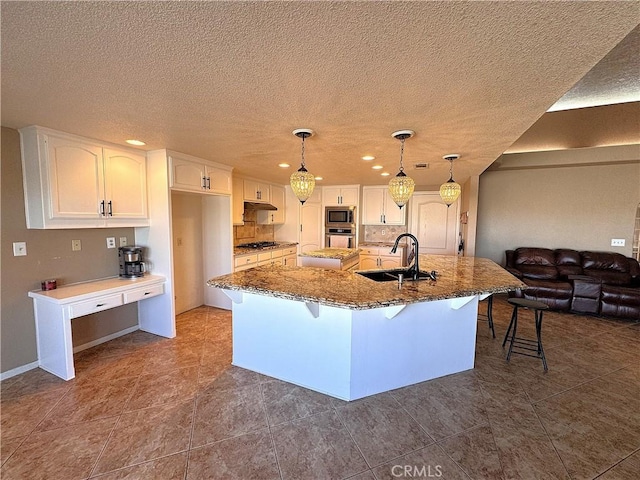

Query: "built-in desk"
(28, 275), (168, 380)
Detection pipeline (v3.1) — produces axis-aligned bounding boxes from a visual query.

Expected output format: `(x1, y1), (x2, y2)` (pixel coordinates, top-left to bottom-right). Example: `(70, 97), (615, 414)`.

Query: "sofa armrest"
(505, 267), (523, 279)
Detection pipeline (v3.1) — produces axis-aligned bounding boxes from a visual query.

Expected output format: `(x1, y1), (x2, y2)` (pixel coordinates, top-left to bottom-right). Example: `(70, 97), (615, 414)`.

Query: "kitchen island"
(207, 255), (524, 400)
(298, 247), (360, 270)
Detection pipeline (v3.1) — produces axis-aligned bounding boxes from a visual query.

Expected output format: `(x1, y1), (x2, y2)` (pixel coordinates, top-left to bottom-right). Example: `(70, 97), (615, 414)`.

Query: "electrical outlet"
(119, 236), (127, 247)
(72, 239), (82, 251)
(611, 239), (625, 247)
(106, 237), (116, 249)
(12, 241), (27, 256)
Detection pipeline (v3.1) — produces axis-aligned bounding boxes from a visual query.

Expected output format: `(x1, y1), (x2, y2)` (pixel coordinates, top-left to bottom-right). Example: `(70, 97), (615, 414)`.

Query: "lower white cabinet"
(359, 246), (406, 270)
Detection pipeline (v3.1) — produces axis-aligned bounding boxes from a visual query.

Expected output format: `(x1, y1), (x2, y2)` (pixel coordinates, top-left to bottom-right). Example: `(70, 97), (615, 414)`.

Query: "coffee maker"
(119, 246), (145, 278)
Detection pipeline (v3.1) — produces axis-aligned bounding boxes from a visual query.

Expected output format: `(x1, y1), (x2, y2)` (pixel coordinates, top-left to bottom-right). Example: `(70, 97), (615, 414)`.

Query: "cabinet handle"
(108, 201), (113, 216)
(143, 292), (151, 296)
(271, 214), (274, 222)
(202, 176), (207, 189)
(96, 303), (106, 307)
(380, 215), (383, 223)
(100, 200), (105, 216)
(206, 177), (211, 189)
(383, 214), (386, 224)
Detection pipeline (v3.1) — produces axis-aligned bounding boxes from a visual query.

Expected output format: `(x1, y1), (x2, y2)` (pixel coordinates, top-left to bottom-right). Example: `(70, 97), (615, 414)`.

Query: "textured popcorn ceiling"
(1, 1), (638, 186)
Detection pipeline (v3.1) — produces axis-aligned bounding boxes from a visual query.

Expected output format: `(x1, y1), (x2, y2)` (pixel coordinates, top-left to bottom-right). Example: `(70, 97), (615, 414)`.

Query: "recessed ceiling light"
(278, 163), (290, 168)
(381, 172), (390, 176)
(372, 165), (383, 170)
(125, 139), (146, 146)
(362, 155), (375, 161)
(315, 176), (323, 181)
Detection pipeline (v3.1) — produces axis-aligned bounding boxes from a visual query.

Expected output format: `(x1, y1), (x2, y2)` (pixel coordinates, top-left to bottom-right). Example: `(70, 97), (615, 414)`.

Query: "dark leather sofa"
(505, 247), (640, 320)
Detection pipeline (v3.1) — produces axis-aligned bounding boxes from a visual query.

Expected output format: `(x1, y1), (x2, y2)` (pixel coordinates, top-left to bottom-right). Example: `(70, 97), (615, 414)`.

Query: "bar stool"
(502, 298), (549, 371)
(477, 295), (495, 338)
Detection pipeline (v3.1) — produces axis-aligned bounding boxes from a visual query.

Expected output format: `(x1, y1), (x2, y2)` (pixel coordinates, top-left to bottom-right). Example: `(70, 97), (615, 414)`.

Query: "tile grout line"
(591, 445), (640, 479)
(331, 403), (375, 478)
(258, 380), (285, 480)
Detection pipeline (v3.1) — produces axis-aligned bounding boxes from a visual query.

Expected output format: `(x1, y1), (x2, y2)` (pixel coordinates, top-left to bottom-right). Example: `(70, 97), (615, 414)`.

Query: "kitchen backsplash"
(233, 210), (275, 245)
(363, 225), (408, 243)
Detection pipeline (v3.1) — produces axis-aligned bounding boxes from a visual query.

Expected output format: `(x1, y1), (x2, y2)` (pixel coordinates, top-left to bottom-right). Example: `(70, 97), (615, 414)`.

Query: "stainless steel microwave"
(326, 206), (356, 227)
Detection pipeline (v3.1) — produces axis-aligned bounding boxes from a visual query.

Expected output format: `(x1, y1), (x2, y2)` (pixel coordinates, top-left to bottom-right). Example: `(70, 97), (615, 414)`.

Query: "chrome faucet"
(391, 233), (420, 281)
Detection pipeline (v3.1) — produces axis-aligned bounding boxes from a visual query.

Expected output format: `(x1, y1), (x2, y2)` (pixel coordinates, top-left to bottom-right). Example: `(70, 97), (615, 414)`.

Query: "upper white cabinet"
(170, 152), (232, 195)
(362, 186), (406, 225)
(244, 179), (271, 203)
(232, 176), (245, 225)
(322, 185), (359, 206)
(19, 126), (149, 229)
(258, 185), (285, 225)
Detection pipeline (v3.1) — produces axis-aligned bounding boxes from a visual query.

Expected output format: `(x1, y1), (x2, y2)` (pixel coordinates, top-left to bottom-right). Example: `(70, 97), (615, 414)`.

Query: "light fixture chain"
(300, 134), (306, 168)
(399, 138), (405, 173)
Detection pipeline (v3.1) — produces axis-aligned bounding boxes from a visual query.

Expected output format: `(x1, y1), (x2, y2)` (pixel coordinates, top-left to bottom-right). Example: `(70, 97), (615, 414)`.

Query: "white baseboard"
(73, 325), (140, 353)
(1, 361), (39, 381)
(1, 326), (141, 382)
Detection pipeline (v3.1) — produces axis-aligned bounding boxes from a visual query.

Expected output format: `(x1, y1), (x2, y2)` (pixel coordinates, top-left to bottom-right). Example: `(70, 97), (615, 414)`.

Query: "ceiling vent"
(413, 163), (429, 170)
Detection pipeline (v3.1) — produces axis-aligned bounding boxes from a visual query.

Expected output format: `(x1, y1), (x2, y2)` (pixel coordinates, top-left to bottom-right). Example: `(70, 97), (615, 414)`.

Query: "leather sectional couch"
(505, 247), (640, 320)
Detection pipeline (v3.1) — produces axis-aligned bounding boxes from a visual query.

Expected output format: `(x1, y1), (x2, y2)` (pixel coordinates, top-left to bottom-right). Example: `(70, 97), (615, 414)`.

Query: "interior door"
(409, 192), (459, 255)
(300, 202), (323, 253)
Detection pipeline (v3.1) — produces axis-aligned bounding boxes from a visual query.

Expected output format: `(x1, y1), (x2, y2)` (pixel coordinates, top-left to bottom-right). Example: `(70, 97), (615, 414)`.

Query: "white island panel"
(227, 290), (478, 401)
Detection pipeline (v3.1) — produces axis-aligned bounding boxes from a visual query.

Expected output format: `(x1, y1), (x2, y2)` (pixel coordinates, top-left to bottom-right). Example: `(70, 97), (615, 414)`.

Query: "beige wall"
(476, 145), (640, 264)
(1, 127), (138, 374)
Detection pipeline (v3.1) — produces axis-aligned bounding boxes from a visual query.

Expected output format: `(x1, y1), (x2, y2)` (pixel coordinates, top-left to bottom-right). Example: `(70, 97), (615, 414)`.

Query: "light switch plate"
(611, 239), (625, 247)
(72, 239), (82, 251)
(119, 237), (127, 247)
(106, 237), (116, 249)
(12, 241), (27, 256)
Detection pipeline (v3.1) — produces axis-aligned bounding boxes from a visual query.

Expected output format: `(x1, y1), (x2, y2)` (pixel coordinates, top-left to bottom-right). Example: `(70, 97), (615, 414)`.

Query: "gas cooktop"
(236, 241), (278, 249)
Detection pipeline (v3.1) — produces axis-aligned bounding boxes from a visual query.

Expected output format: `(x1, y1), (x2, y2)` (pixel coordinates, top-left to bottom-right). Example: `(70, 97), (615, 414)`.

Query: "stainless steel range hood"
(243, 201), (277, 211)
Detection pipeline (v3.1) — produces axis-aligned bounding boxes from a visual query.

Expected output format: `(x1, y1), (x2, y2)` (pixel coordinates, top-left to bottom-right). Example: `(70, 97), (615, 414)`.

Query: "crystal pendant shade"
(439, 154), (461, 206)
(389, 171), (415, 208)
(290, 166), (315, 205)
(290, 129), (315, 204)
(388, 130), (415, 209)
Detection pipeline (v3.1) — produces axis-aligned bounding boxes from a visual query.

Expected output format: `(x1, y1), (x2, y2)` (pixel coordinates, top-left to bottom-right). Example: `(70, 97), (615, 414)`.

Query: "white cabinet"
(244, 179), (271, 203)
(19, 126), (149, 229)
(170, 153), (232, 195)
(300, 202), (323, 254)
(362, 186), (406, 225)
(359, 245), (406, 270)
(232, 176), (245, 225)
(323, 185), (359, 206)
(258, 185), (285, 225)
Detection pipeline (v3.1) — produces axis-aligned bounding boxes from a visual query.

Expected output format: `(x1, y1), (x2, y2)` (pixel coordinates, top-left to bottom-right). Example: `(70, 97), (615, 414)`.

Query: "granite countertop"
(234, 242), (297, 255)
(207, 254), (525, 310)
(298, 248), (361, 260)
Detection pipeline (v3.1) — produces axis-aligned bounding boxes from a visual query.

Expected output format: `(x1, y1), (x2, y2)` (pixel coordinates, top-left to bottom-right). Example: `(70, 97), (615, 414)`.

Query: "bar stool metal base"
(502, 298), (549, 371)
(478, 295), (495, 338)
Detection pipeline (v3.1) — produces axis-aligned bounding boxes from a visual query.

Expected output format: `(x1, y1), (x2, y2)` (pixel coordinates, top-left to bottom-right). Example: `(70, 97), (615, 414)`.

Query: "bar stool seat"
(502, 298), (549, 371)
(478, 294), (495, 338)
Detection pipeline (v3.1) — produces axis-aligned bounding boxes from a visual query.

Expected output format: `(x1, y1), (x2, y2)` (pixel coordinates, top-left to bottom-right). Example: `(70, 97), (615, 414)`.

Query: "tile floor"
(1, 294), (638, 479)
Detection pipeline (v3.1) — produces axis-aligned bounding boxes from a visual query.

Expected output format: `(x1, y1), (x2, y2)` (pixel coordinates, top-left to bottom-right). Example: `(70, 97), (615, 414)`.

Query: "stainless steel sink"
(356, 269), (437, 282)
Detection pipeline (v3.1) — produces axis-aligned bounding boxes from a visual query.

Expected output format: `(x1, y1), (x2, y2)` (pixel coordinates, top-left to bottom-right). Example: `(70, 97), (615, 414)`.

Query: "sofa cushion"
(555, 249), (583, 278)
(581, 251), (631, 285)
(514, 248), (558, 280)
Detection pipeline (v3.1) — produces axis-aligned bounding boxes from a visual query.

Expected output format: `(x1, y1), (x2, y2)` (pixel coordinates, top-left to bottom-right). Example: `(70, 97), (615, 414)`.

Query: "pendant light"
(439, 154), (461, 207)
(388, 130), (415, 209)
(290, 128), (315, 204)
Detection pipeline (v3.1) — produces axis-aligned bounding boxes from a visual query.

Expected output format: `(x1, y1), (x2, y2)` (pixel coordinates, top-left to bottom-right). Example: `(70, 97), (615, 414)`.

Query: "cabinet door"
(46, 135), (104, 219)
(359, 255), (379, 270)
(170, 156), (206, 192)
(205, 165), (232, 195)
(380, 256), (402, 269)
(232, 176), (245, 225)
(322, 187), (342, 205)
(258, 185), (285, 224)
(340, 187), (359, 206)
(299, 202), (323, 253)
(283, 254), (297, 267)
(382, 190), (407, 225)
(362, 188), (385, 225)
(103, 148), (148, 219)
